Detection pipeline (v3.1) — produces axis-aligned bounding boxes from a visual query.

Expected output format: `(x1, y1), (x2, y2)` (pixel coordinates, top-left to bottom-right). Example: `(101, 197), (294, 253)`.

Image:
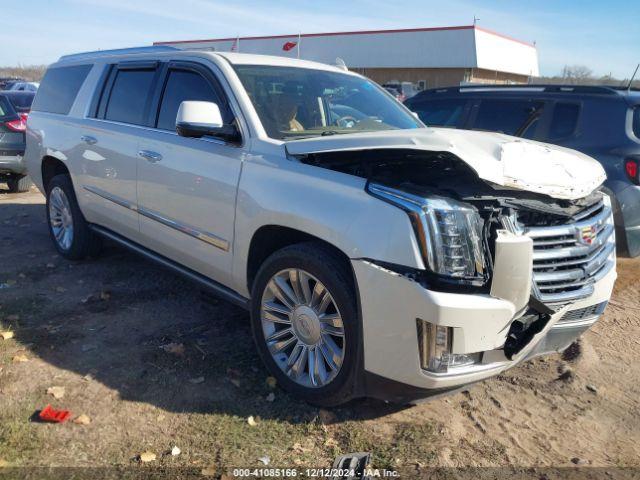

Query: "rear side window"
(547, 102), (580, 141)
(6, 93), (35, 112)
(409, 98), (466, 127)
(105, 69), (156, 125)
(156, 69), (223, 131)
(31, 65), (91, 115)
(473, 99), (543, 137)
(633, 107), (640, 139)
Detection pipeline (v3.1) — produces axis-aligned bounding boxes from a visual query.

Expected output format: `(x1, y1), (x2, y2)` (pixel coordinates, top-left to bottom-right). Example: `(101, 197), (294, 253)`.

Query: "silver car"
(25, 46), (616, 405)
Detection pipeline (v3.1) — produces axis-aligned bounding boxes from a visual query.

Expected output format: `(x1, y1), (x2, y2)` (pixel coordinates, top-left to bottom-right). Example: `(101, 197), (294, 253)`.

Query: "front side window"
(234, 65), (421, 140)
(105, 69), (156, 125)
(156, 69), (225, 131)
(410, 98), (467, 127)
(473, 99), (544, 138)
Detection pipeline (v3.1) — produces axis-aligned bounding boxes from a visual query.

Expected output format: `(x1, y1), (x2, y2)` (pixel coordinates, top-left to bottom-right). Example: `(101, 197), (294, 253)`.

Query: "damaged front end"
(298, 148), (616, 369)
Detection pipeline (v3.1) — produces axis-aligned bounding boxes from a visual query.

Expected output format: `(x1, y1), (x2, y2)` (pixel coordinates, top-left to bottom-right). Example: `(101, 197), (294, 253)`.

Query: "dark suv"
(0, 91), (35, 192)
(405, 85), (640, 257)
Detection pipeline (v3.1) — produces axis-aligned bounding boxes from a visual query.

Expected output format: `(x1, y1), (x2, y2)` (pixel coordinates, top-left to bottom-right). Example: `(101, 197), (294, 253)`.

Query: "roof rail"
(423, 84), (622, 95)
(59, 45), (180, 62)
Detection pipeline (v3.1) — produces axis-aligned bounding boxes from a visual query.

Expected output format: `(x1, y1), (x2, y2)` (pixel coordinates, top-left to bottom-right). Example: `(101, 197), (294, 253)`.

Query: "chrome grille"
(524, 197), (616, 304)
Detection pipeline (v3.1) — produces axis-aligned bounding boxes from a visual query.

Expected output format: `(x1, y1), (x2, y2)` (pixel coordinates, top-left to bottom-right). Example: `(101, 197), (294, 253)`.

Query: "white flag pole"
(297, 32), (301, 59)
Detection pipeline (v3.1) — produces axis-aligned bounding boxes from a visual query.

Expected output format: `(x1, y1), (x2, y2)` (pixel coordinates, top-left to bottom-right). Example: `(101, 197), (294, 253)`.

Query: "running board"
(89, 224), (250, 310)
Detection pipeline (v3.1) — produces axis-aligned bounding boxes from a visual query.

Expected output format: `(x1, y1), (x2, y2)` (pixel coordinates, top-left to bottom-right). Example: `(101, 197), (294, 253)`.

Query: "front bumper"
(354, 257), (616, 401)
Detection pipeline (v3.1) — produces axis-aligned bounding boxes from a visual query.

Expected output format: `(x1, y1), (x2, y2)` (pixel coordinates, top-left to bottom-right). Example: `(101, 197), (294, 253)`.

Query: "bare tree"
(561, 65), (594, 84)
(0, 65), (47, 81)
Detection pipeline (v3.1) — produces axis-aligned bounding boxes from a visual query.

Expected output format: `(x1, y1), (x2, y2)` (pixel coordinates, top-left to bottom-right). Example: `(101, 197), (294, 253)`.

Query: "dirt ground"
(1, 187), (639, 476)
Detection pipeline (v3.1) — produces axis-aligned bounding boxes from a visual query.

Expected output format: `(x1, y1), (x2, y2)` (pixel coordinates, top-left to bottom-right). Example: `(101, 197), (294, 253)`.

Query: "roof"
(215, 52), (355, 73)
(155, 25), (539, 77)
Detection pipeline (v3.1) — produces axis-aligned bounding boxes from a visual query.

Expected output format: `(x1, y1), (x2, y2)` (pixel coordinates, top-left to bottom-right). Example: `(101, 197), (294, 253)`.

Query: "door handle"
(138, 150), (163, 163)
(80, 135), (97, 145)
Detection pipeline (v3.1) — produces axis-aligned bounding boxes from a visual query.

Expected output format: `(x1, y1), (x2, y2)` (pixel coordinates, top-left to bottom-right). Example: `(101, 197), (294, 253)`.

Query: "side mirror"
(176, 101), (240, 143)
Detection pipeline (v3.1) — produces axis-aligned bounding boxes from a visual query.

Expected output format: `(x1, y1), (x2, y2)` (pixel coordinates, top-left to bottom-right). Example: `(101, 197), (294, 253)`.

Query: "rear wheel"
(45, 174), (102, 259)
(250, 243), (359, 406)
(7, 174), (31, 193)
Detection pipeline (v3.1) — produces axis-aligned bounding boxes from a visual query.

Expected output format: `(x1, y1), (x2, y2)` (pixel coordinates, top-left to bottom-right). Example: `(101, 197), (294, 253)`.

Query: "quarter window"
(473, 100), (544, 137)
(548, 102), (580, 141)
(31, 65), (92, 115)
(633, 106), (640, 139)
(156, 70), (223, 131)
(105, 69), (156, 125)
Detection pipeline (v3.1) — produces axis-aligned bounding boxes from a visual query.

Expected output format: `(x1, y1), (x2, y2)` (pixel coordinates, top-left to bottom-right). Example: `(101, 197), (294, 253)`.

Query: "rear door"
(78, 62), (161, 242)
(135, 61), (243, 287)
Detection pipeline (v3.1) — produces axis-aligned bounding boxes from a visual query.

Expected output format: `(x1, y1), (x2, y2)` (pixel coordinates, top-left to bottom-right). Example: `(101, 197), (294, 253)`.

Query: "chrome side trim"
(137, 206), (230, 252)
(83, 185), (230, 252)
(83, 185), (138, 212)
(89, 224), (249, 309)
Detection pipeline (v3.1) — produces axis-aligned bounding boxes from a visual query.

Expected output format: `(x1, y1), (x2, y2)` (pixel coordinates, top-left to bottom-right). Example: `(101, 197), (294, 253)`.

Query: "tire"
(7, 174), (32, 193)
(250, 242), (360, 407)
(45, 174), (102, 260)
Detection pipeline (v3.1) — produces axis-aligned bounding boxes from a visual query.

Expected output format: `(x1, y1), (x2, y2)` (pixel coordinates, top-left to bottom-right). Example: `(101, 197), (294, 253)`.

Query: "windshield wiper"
(321, 130), (343, 136)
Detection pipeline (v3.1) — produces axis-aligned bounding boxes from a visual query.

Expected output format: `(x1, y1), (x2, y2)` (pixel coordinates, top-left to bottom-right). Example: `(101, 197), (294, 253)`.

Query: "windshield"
(234, 65), (422, 140)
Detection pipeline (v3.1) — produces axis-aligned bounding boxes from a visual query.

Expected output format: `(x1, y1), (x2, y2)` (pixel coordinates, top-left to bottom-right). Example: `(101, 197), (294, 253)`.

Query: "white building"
(155, 25), (540, 88)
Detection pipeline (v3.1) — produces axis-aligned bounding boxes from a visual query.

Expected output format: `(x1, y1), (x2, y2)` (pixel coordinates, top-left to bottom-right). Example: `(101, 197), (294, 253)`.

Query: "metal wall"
(156, 26), (539, 77)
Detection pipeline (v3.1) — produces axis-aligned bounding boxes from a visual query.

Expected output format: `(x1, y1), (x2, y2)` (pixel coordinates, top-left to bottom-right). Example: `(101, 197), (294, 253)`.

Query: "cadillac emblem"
(578, 225), (598, 245)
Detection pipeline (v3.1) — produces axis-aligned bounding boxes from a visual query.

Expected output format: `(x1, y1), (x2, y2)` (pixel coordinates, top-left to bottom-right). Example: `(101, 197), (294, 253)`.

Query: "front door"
(136, 62), (243, 288)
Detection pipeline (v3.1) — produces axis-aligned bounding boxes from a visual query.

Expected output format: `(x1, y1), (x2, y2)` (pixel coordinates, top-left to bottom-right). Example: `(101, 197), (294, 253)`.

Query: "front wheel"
(250, 243), (360, 406)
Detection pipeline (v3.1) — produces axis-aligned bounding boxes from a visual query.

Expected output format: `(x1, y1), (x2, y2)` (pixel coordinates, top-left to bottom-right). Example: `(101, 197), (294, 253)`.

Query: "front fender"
(231, 152), (423, 297)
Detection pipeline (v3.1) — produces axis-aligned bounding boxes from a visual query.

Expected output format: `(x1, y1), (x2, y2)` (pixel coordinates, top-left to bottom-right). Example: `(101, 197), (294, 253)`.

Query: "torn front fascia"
(503, 296), (555, 359)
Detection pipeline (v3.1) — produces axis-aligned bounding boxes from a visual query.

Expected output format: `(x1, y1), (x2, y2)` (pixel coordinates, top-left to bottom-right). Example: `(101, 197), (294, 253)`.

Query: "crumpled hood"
(284, 128), (606, 200)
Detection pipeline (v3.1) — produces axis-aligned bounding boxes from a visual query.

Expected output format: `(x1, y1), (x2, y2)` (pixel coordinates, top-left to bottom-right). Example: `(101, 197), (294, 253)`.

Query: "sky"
(5, 0), (639, 78)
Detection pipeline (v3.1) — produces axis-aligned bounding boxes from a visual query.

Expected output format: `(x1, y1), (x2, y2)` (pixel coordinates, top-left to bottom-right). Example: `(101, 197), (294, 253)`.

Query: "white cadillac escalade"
(24, 46), (616, 405)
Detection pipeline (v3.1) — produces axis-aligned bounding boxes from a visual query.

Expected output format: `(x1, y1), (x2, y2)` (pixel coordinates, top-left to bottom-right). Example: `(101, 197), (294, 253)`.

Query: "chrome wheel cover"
(48, 186), (74, 251)
(260, 268), (345, 388)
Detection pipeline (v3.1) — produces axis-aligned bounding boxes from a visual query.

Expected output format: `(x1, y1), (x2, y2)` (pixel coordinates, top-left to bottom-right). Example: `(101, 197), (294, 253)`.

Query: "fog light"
(417, 320), (481, 373)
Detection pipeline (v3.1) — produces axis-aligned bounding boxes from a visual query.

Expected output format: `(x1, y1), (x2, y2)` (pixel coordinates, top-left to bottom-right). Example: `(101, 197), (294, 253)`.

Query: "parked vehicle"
(383, 86), (403, 101)
(8, 81), (39, 92)
(0, 77), (25, 90)
(382, 81), (419, 102)
(405, 85), (640, 257)
(25, 47), (616, 405)
(0, 92), (33, 192)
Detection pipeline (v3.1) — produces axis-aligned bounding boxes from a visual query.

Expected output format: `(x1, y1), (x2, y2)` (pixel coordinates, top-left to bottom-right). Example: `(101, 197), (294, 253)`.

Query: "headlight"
(368, 183), (486, 280)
